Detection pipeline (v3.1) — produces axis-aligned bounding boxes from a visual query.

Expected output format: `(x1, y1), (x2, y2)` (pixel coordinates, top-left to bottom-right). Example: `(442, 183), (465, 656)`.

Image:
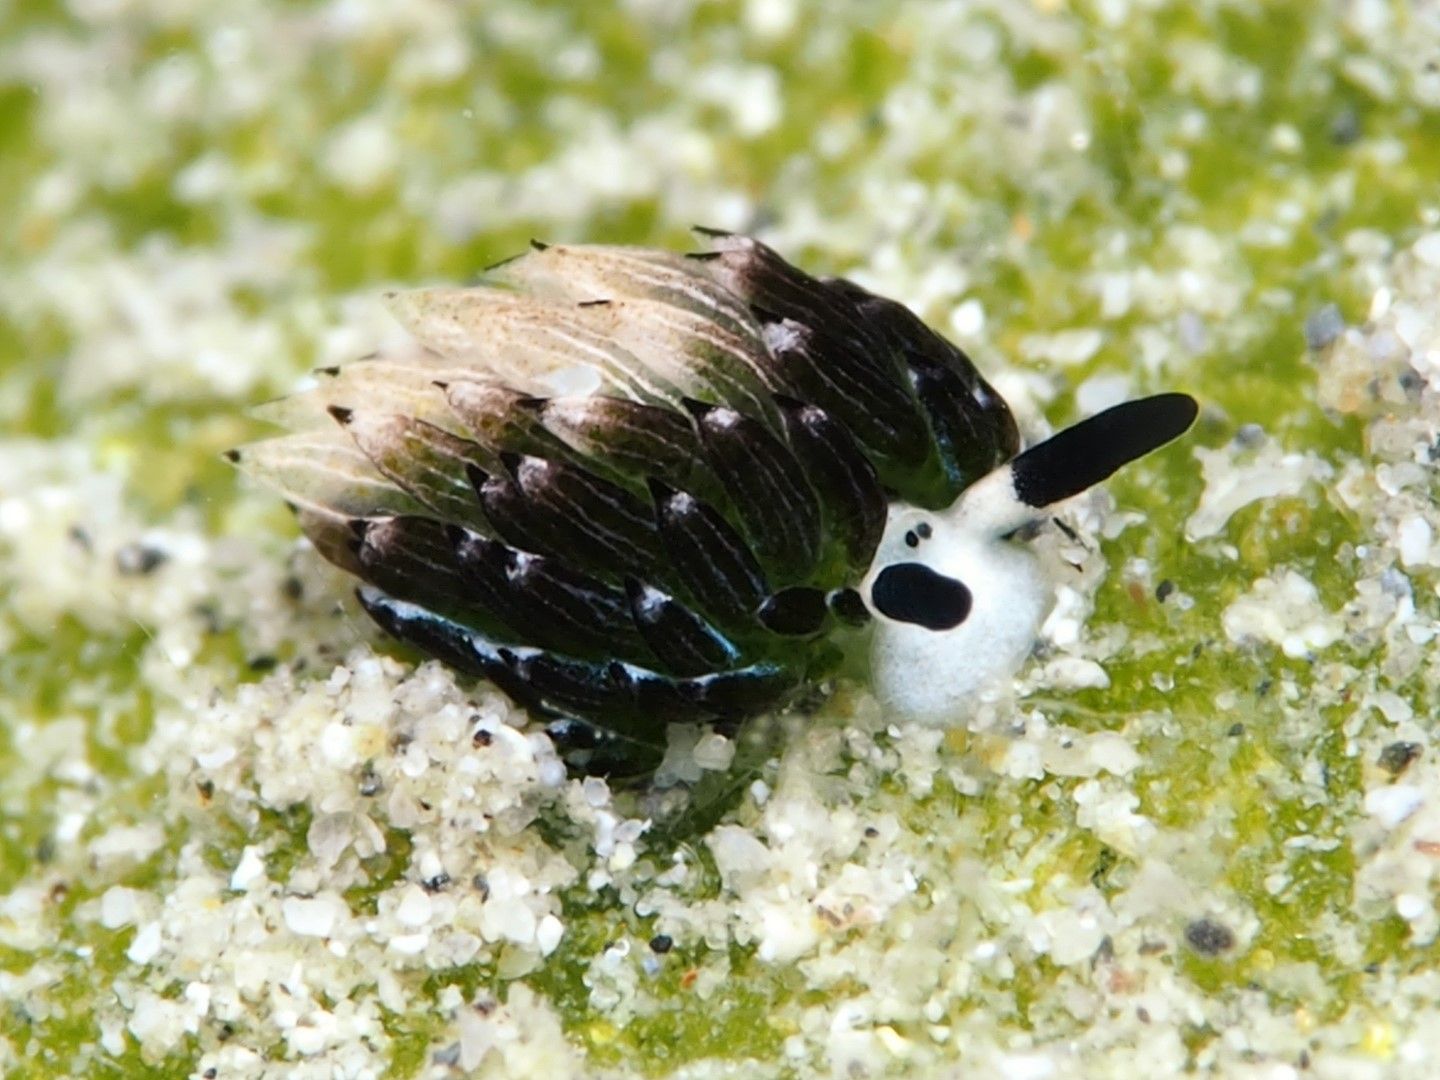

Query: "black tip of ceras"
(464, 461), (490, 493)
(757, 587), (829, 636)
(646, 476), (680, 511)
(679, 397), (716, 421)
(497, 451), (524, 479)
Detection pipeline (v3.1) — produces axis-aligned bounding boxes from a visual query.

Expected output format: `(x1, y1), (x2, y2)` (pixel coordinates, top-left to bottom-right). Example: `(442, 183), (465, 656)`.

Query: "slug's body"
(233, 233), (1195, 773)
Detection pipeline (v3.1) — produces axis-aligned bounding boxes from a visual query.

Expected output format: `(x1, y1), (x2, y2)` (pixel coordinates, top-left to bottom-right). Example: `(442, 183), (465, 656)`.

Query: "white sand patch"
(1222, 570), (1343, 659)
(1186, 441), (1332, 541)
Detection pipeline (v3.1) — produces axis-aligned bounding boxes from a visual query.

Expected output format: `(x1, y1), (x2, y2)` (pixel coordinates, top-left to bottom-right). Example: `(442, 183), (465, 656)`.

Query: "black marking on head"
(327, 405), (354, 425)
(870, 564), (972, 631)
(904, 530), (919, 548)
(1010, 394), (1199, 508)
(577, 298), (612, 308)
(916, 522), (933, 540)
(222, 449), (241, 463)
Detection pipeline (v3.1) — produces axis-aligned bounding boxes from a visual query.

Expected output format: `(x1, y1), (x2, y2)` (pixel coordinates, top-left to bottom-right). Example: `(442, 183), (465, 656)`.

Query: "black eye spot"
(904, 522), (933, 548)
(870, 564), (972, 630)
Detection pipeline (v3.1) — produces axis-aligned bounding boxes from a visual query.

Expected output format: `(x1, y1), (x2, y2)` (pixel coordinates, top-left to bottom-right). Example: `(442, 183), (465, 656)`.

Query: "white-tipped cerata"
(863, 394), (1198, 726)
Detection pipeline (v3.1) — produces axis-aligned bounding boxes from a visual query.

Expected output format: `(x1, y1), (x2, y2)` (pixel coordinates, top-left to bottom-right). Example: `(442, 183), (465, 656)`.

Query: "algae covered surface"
(3, 0), (1440, 1076)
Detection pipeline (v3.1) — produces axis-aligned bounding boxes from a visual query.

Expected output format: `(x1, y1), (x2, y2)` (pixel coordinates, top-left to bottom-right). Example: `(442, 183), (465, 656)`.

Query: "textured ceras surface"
(232, 233), (1019, 773)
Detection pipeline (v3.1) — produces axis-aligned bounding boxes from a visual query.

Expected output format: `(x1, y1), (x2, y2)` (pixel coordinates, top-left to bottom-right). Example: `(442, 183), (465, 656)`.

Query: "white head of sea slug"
(861, 394), (1198, 726)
